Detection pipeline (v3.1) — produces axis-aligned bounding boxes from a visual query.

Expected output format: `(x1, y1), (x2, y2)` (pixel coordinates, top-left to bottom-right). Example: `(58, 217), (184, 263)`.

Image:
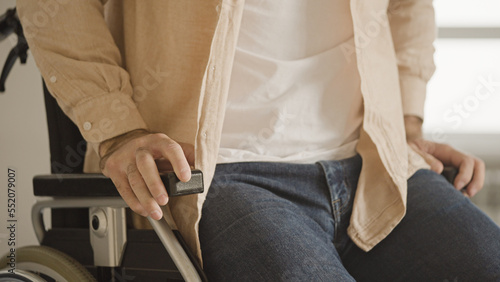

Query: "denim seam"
(317, 161), (339, 233)
(332, 199), (341, 244)
(332, 199), (341, 220)
(338, 181), (352, 215)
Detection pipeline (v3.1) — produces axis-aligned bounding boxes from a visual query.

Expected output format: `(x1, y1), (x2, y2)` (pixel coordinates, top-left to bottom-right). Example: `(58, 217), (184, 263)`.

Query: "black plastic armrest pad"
(33, 170), (204, 197)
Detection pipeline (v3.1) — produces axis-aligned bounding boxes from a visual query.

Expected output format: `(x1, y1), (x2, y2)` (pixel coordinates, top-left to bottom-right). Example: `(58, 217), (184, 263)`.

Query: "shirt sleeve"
(388, 0), (437, 120)
(17, 0), (148, 148)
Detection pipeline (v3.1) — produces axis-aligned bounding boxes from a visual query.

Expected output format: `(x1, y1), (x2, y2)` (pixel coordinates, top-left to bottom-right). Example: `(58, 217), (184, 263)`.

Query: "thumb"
(409, 142), (444, 174)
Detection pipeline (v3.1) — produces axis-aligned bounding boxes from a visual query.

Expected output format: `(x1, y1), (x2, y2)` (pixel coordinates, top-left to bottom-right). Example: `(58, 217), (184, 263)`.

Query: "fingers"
(453, 155), (475, 190)
(412, 140), (486, 197)
(111, 177), (148, 217)
(127, 163), (163, 220)
(155, 142), (195, 172)
(409, 142), (444, 174)
(142, 134), (191, 182)
(101, 133), (195, 220)
(443, 145), (485, 196)
(464, 159), (485, 197)
(155, 139), (192, 182)
(136, 148), (168, 206)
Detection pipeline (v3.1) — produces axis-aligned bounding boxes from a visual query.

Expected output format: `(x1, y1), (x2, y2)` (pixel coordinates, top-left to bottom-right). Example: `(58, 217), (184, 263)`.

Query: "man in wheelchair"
(12, 0), (500, 280)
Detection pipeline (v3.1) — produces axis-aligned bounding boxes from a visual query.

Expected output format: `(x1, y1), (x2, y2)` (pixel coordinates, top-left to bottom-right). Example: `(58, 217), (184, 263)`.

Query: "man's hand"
(409, 139), (485, 197)
(405, 116), (485, 197)
(100, 130), (195, 220)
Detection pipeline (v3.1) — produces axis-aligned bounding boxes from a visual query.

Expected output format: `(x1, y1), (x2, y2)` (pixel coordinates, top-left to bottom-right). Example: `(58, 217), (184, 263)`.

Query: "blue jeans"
(199, 155), (500, 281)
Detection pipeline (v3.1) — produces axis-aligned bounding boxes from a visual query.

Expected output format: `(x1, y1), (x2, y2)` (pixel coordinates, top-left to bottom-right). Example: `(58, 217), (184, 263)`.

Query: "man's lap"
(199, 159), (357, 281)
(199, 157), (500, 281)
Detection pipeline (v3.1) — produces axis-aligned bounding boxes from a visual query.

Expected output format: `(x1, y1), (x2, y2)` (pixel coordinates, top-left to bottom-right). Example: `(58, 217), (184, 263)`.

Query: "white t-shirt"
(218, 0), (364, 164)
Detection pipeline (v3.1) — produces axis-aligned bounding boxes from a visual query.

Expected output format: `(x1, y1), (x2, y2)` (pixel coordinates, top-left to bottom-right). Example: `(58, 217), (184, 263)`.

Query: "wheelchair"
(0, 84), (208, 281)
(0, 8), (208, 281)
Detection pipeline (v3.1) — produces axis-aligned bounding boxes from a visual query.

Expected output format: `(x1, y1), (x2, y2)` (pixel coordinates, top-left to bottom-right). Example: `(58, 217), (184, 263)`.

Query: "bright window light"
(434, 0), (500, 27)
(424, 39), (500, 135)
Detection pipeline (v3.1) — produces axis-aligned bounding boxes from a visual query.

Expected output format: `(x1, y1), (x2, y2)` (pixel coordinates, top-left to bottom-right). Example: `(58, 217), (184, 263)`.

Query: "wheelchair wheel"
(0, 269), (48, 281)
(0, 245), (96, 282)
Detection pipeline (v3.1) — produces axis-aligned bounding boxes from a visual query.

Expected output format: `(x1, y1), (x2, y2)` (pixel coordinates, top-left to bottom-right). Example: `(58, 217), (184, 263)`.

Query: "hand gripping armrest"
(33, 170), (204, 197)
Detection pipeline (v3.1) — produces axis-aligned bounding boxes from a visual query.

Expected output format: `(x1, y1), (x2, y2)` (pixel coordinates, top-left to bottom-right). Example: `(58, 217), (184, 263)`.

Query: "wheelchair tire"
(0, 269), (47, 281)
(0, 245), (96, 282)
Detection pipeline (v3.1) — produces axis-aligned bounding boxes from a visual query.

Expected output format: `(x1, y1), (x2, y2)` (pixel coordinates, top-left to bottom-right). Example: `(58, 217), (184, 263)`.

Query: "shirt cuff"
(72, 92), (148, 144)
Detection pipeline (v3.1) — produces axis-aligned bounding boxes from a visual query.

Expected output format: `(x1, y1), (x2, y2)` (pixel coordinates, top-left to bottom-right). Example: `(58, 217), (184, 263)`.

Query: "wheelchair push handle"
(0, 7), (29, 93)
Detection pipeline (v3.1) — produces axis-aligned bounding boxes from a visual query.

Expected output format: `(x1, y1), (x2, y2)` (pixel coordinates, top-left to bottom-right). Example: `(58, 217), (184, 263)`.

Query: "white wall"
(0, 0), (50, 257)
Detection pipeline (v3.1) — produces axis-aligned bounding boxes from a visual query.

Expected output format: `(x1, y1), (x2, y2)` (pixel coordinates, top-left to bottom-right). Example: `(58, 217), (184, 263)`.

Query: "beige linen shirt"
(18, 0), (435, 262)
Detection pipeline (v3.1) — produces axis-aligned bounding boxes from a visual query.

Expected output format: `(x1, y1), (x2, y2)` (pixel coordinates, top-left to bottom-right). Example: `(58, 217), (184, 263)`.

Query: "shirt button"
(211, 66), (216, 71)
(83, 122), (92, 131)
(49, 76), (57, 83)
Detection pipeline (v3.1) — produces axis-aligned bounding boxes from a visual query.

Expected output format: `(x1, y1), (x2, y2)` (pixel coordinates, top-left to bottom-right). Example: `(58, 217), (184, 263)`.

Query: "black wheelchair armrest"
(33, 170), (204, 197)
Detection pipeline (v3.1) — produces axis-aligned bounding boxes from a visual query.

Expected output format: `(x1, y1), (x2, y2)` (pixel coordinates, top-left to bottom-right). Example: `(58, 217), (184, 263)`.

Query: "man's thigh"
(199, 162), (355, 281)
(342, 169), (500, 281)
